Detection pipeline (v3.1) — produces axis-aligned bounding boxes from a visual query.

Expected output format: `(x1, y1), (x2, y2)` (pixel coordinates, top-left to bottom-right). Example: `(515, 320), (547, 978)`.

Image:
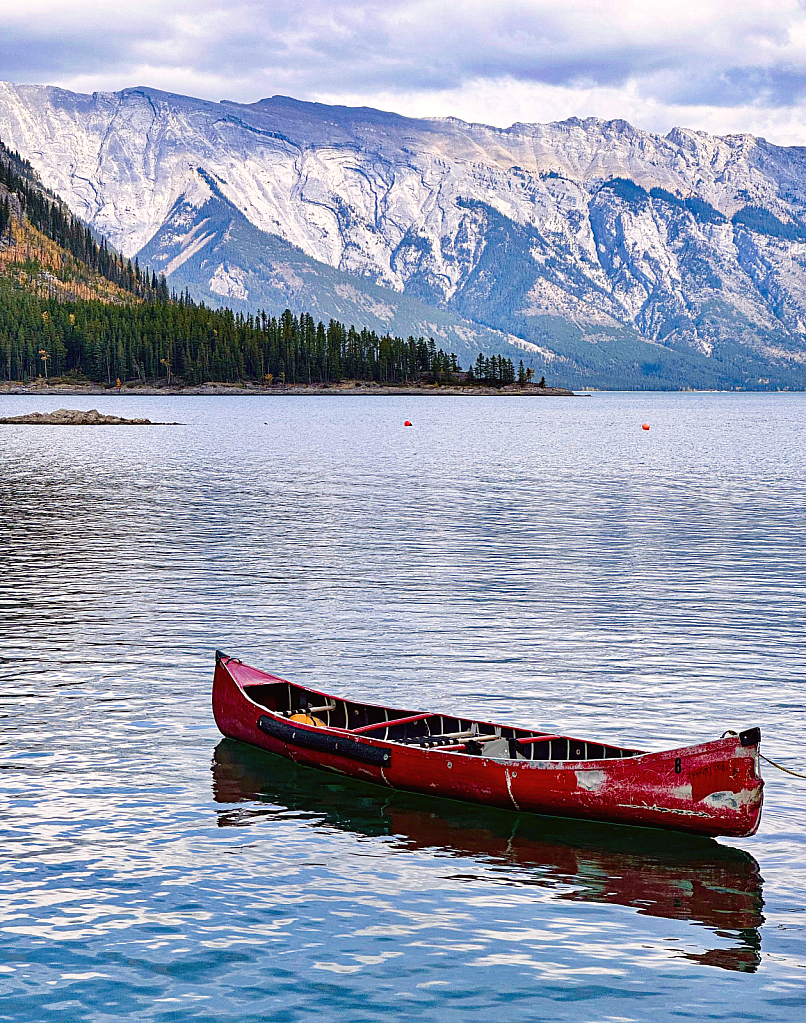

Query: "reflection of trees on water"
(211, 738), (765, 974)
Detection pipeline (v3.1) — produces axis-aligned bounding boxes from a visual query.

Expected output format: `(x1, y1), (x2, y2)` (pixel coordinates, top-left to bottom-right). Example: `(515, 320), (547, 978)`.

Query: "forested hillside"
(1, 138), (166, 302)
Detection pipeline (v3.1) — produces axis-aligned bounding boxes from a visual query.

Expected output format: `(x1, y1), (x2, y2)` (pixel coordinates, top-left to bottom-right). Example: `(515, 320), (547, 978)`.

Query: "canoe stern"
(505, 730), (764, 838)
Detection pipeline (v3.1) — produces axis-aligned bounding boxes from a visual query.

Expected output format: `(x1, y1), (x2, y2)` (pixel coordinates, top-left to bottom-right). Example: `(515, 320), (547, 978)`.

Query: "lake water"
(1, 391), (804, 1022)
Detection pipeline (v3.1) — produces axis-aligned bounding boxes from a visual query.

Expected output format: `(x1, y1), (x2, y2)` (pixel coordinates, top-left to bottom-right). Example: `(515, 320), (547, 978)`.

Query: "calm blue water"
(1, 391), (805, 1021)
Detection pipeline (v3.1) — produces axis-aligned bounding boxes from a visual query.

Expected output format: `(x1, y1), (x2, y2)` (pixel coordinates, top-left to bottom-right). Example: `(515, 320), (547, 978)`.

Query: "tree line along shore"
(0, 287), (549, 390)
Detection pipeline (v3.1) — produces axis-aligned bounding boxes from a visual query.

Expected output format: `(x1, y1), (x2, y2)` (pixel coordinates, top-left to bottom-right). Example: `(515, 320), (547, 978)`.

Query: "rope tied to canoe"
(758, 752), (806, 780)
(721, 729), (806, 780)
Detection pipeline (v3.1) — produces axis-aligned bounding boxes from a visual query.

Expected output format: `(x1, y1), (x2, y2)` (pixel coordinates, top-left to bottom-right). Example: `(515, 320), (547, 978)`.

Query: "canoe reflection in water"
(211, 738), (765, 973)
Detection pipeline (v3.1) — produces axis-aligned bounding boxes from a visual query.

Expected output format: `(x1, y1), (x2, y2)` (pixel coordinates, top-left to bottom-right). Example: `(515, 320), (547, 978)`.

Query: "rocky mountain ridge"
(133, 166), (548, 371)
(2, 82), (806, 386)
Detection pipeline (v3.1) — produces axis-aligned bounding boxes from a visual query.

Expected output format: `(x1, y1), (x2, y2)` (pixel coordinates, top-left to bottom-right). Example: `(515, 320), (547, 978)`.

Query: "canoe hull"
(212, 655), (764, 838)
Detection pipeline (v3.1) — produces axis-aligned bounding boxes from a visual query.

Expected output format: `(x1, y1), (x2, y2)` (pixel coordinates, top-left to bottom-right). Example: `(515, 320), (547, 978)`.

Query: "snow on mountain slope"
(3, 81), (806, 386)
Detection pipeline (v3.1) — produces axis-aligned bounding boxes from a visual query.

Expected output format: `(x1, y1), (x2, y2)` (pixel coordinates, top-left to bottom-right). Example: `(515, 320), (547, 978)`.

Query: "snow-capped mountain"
(2, 81), (806, 387)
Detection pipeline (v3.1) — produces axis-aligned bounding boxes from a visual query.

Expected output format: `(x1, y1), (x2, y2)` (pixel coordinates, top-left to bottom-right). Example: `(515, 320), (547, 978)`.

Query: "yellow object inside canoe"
(288, 712), (326, 727)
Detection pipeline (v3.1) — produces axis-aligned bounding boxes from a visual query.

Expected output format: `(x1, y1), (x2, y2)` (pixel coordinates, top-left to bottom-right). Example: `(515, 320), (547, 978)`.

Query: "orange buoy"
(404, 420), (412, 427)
(642, 422), (650, 431)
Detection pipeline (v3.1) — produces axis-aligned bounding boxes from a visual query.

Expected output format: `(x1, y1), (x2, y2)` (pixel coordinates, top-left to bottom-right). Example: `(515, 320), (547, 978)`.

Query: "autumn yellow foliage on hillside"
(0, 200), (137, 306)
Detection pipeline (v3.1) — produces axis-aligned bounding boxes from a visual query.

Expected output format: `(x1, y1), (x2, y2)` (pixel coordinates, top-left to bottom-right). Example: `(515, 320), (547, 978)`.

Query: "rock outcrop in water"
(0, 408), (170, 425)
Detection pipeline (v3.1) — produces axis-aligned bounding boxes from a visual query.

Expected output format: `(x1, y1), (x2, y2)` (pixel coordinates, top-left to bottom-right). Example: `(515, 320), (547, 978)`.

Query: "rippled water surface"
(1, 391), (805, 1021)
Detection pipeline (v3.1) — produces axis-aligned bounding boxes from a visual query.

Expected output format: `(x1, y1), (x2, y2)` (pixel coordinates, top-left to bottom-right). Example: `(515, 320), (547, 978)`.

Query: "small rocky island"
(0, 408), (176, 425)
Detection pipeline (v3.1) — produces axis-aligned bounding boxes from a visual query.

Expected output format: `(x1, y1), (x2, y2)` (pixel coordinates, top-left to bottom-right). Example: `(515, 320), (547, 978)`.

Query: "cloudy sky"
(5, 0), (806, 144)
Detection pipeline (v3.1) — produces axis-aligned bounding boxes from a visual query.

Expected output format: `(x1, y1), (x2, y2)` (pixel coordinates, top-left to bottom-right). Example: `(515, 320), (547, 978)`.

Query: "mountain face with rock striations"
(3, 81), (806, 387)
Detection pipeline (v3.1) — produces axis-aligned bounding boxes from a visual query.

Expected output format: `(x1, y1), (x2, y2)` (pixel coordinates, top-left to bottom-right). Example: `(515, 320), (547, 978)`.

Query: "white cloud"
(5, 0), (806, 143)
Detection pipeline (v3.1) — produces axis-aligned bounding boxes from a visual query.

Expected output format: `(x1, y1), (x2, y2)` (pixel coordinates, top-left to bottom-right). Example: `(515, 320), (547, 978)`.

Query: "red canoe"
(212, 651), (764, 838)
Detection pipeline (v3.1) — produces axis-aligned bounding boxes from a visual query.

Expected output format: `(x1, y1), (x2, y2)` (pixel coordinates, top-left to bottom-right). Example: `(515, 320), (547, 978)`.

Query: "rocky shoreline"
(0, 381), (576, 397)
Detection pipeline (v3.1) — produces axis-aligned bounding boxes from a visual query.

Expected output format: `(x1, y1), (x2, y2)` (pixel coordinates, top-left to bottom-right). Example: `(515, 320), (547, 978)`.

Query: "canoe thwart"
(353, 712), (434, 735)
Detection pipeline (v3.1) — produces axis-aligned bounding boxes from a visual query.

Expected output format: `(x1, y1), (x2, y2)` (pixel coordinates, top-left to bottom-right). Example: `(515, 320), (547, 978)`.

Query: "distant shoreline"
(0, 382), (577, 397)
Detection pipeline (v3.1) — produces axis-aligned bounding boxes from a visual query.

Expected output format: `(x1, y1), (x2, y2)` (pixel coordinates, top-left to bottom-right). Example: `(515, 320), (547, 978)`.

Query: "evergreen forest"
(0, 285), (519, 387)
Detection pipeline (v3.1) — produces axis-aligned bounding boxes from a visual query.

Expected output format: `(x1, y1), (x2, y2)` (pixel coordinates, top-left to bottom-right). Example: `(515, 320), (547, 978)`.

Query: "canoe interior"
(242, 680), (643, 762)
